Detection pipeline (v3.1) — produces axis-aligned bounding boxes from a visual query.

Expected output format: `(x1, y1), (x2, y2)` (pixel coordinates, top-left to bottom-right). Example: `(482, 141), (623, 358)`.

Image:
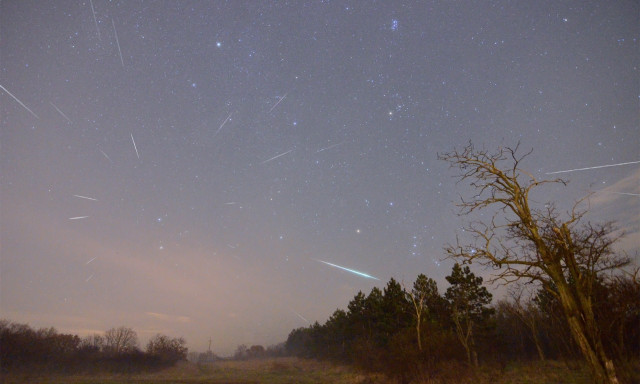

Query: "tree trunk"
(464, 343), (472, 367)
(556, 283), (619, 384)
(453, 313), (473, 366)
(533, 333), (546, 361)
(528, 320), (545, 361)
(469, 327), (478, 367)
(521, 311), (545, 361)
(416, 322), (422, 351)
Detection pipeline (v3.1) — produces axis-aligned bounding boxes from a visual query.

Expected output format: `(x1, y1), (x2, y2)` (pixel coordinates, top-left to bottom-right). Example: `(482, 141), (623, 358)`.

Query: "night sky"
(1, 1), (638, 355)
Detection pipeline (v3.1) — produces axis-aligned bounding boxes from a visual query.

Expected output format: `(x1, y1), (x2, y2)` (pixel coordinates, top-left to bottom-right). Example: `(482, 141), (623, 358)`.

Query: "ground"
(0, 357), (602, 384)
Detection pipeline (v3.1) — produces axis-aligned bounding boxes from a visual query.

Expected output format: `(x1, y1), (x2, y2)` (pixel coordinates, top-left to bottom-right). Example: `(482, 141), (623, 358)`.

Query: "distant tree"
(0, 321), (83, 371)
(104, 326), (138, 354)
(439, 143), (628, 383)
(146, 334), (187, 363)
(233, 344), (248, 360)
(266, 342), (286, 357)
(247, 345), (265, 358)
(445, 263), (493, 366)
(79, 334), (104, 353)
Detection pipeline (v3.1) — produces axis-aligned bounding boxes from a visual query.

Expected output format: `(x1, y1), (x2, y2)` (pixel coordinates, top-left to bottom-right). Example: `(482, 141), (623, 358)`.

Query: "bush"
(146, 334), (188, 364)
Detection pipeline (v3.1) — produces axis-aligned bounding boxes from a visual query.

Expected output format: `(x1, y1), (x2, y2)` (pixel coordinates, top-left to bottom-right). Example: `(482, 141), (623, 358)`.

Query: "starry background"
(1, 1), (638, 355)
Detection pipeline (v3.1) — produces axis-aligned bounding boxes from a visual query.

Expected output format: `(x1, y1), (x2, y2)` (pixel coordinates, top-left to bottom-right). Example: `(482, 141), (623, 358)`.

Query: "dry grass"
(1, 357), (387, 384)
(5, 358), (635, 384)
(423, 360), (591, 384)
(408, 359), (600, 384)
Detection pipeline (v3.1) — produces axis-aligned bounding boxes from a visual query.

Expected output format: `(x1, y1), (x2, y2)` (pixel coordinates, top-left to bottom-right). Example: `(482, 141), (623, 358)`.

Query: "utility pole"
(208, 337), (212, 353)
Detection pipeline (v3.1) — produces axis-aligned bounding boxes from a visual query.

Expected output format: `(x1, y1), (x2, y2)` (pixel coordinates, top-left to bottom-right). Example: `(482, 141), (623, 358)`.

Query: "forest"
(285, 265), (639, 383)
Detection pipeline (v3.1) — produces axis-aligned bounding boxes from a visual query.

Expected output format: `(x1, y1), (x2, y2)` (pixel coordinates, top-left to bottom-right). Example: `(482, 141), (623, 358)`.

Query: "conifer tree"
(445, 263), (492, 366)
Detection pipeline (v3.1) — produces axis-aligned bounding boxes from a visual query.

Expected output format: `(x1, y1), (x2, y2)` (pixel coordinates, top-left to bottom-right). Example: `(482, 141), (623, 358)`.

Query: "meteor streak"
(261, 149), (293, 164)
(545, 160), (640, 175)
(73, 194), (98, 201)
(315, 259), (380, 280)
(86, 257), (97, 265)
(212, 112), (233, 139)
(50, 102), (72, 123)
(112, 19), (124, 67)
(316, 141), (346, 153)
(131, 133), (140, 159)
(0, 85), (39, 119)
(268, 93), (287, 112)
(611, 192), (640, 197)
(290, 308), (309, 323)
(89, 0), (100, 40)
(98, 148), (113, 163)
(69, 216), (89, 220)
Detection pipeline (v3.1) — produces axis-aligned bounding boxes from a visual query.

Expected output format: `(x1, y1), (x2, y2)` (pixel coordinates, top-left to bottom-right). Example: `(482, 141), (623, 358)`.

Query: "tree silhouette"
(104, 326), (138, 355)
(439, 143), (628, 383)
(445, 263), (492, 366)
(146, 334), (187, 363)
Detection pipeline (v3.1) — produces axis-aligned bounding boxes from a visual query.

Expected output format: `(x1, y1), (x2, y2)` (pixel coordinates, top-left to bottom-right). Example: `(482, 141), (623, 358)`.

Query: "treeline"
(232, 343), (287, 360)
(0, 321), (187, 374)
(285, 264), (640, 383)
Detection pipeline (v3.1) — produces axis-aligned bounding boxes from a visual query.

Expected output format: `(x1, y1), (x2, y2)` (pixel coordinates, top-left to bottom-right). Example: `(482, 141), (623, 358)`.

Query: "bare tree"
(80, 333), (104, 352)
(104, 326), (138, 354)
(439, 143), (628, 384)
(146, 334), (187, 362)
(233, 344), (248, 360)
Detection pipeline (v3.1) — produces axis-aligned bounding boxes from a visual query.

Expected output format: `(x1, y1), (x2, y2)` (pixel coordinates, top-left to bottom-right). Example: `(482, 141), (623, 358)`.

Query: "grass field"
(0, 357), (611, 384)
(1, 358), (381, 384)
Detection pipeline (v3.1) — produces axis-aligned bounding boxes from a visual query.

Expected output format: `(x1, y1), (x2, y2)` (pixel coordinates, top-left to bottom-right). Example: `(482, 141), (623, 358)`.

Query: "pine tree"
(445, 263), (492, 366)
